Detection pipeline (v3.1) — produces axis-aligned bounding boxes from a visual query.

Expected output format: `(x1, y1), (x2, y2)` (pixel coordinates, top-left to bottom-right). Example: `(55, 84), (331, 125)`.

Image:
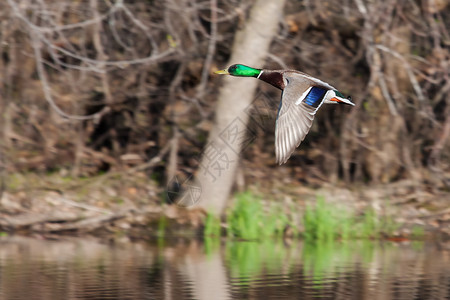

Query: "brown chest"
(258, 71), (285, 90)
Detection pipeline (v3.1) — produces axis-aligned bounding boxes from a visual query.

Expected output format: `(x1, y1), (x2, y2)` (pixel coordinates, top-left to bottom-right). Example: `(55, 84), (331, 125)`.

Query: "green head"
(214, 64), (261, 77)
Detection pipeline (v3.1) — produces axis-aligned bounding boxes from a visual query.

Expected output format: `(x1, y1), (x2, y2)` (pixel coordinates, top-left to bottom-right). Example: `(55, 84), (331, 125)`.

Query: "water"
(0, 236), (448, 300)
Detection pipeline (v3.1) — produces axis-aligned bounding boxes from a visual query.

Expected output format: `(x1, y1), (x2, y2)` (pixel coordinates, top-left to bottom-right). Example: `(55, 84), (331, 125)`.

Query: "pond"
(0, 236), (448, 299)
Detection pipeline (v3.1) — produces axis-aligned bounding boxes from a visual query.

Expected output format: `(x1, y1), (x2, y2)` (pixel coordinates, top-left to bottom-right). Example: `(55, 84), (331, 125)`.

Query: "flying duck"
(214, 64), (355, 164)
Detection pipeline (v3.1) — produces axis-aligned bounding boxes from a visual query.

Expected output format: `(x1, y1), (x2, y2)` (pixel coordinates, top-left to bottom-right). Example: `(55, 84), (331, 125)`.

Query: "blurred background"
(0, 1), (449, 299)
(0, 0), (449, 234)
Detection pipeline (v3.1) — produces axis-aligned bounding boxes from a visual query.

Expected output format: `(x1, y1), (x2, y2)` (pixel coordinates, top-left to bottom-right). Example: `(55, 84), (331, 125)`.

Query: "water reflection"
(0, 236), (448, 299)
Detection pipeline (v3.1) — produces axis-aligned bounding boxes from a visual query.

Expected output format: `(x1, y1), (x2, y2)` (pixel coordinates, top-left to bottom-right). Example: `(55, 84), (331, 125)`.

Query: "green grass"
(204, 192), (398, 241)
(204, 212), (221, 237)
(411, 225), (425, 239)
(303, 197), (398, 241)
(226, 191), (293, 240)
(303, 197), (350, 241)
(157, 216), (167, 238)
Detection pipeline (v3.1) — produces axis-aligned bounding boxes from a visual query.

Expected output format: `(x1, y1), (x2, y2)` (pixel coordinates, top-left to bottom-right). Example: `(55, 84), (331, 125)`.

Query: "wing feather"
(275, 89), (320, 164)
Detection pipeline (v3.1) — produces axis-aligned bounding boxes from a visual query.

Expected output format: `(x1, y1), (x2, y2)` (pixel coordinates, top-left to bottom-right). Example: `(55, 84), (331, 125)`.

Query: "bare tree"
(0, 0), (448, 217)
(194, 0), (287, 216)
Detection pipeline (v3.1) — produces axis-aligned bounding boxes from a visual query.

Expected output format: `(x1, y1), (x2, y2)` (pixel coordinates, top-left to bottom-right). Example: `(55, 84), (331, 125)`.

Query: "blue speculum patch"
(304, 87), (327, 108)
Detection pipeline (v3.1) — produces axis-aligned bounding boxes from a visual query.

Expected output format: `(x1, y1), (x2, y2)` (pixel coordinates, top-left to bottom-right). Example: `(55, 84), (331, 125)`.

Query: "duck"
(214, 64), (355, 165)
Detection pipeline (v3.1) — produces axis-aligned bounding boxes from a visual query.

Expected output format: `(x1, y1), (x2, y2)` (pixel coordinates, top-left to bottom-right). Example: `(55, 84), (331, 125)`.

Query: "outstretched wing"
(275, 86), (327, 164)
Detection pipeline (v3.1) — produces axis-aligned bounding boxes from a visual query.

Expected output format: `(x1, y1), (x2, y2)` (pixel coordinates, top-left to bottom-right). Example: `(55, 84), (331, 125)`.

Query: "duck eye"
(228, 65), (237, 72)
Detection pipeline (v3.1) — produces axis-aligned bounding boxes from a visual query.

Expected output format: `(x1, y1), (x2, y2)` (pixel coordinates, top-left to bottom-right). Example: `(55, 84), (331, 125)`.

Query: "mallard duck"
(215, 64), (355, 164)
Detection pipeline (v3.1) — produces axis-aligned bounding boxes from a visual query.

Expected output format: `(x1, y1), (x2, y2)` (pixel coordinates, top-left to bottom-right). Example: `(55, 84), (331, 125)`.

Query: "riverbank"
(0, 172), (448, 241)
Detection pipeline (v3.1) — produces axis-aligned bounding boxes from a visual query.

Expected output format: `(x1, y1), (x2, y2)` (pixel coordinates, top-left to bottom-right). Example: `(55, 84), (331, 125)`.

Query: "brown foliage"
(0, 0), (449, 190)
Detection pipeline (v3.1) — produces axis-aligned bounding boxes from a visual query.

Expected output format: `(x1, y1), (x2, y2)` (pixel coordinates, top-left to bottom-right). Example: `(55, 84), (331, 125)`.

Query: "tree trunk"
(194, 0), (286, 216)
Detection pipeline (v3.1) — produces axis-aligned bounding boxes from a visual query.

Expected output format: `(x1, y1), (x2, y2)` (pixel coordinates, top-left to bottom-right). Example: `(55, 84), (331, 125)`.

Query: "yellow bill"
(214, 69), (229, 75)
